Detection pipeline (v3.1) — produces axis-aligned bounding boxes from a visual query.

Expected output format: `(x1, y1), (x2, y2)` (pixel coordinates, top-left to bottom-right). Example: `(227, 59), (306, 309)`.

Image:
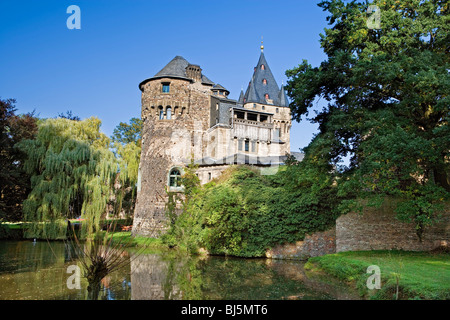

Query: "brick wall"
(265, 200), (449, 259)
(336, 200), (450, 252)
(266, 228), (336, 260)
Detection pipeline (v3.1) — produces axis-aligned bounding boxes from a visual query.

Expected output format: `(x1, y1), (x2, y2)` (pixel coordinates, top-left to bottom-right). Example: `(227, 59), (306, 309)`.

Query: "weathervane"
(261, 36), (264, 52)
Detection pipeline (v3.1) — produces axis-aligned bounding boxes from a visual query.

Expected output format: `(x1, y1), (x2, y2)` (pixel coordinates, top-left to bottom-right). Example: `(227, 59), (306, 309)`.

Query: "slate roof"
(212, 83), (230, 94)
(243, 52), (289, 107)
(278, 83), (289, 107)
(139, 56), (215, 90)
(238, 89), (245, 104)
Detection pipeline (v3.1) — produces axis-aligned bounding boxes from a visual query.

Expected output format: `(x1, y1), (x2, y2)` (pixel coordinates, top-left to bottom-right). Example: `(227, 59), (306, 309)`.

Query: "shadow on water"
(0, 241), (360, 300)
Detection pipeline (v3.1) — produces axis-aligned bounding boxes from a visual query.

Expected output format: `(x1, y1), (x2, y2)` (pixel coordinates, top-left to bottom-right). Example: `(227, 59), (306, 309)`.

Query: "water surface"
(0, 240), (358, 300)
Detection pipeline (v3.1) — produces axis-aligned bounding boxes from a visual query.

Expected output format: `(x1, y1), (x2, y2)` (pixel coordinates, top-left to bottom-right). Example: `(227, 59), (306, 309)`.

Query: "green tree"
(110, 117), (143, 217)
(111, 117), (142, 146)
(18, 117), (117, 239)
(56, 110), (80, 121)
(0, 98), (38, 221)
(285, 0), (449, 239)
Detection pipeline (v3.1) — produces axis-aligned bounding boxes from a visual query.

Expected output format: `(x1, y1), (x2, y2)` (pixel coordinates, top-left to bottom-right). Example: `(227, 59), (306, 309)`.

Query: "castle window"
(159, 106), (164, 120)
(262, 106), (265, 111)
(162, 83), (170, 93)
(244, 140), (249, 152)
(262, 79), (267, 85)
(168, 168), (182, 188)
(208, 172), (212, 181)
(274, 128), (281, 140)
(276, 108), (279, 113)
(251, 141), (256, 153)
(247, 113), (257, 121)
(261, 64), (265, 70)
(253, 104), (256, 109)
(265, 94), (269, 100)
(235, 111), (245, 120)
(166, 107), (172, 120)
(238, 140), (243, 151)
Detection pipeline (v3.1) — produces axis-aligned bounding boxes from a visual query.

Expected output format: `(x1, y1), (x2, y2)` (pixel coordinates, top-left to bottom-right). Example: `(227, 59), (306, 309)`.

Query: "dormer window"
(261, 64), (265, 70)
(262, 79), (267, 85)
(162, 83), (170, 93)
(265, 94), (269, 100)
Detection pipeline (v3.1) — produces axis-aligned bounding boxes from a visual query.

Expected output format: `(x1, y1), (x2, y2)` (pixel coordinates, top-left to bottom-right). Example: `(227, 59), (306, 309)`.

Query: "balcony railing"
(232, 118), (273, 129)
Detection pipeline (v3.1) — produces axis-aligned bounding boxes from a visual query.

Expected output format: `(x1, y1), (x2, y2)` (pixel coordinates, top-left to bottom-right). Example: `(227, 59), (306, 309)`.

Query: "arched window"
(265, 94), (269, 100)
(261, 64), (265, 70)
(166, 107), (172, 120)
(168, 168), (182, 188)
(262, 79), (267, 85)
(158, 106), (164, 120)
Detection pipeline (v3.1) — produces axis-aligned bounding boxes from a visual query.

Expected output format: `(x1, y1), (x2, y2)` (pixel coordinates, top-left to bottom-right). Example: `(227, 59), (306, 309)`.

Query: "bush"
(165, 165), (340, 257)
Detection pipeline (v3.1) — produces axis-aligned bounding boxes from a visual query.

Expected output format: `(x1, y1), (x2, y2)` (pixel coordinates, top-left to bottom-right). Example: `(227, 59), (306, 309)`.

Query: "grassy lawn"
(305, 250), (450, 300)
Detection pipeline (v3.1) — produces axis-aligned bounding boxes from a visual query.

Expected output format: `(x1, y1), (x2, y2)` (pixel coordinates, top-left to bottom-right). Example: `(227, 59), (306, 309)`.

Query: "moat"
(0, 240), (359, 300)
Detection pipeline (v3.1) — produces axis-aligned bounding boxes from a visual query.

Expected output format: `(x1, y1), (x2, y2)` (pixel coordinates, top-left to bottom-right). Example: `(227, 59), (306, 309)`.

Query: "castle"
(132, 45), (295, 236)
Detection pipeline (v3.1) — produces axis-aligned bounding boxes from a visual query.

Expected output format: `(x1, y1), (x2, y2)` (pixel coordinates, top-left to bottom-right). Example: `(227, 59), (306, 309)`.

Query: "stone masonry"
(132, 52), (293, 237)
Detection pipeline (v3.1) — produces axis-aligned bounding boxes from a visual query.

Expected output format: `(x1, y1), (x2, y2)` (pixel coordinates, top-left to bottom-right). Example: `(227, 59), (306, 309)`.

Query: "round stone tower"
(132, 56), (214, 236)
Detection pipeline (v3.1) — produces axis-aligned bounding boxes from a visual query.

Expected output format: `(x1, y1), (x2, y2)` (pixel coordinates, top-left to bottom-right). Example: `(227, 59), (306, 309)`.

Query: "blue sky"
(0, 0), (330, 152)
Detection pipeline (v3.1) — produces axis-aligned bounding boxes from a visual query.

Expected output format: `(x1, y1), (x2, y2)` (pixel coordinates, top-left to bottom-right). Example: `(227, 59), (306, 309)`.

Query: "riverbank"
(304, 250), (450, 300)
(109, 233), (450, 300)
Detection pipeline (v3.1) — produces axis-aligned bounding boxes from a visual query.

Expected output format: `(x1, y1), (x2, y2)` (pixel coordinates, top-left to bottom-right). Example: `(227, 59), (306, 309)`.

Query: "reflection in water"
(131, 254), (182, 300)
(0, 241), (359, 300)
(130, 254), (360, 300)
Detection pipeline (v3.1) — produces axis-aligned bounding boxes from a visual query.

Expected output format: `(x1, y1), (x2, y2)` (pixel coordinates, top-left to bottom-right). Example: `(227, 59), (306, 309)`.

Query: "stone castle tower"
(132, 47), (294, 236)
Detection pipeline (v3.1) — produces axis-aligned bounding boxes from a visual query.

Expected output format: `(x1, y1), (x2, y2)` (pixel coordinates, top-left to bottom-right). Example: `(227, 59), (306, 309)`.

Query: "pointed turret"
(278, 82), (289, 107)
(243, 47), (282, 106)
(238, 89), (245, 105)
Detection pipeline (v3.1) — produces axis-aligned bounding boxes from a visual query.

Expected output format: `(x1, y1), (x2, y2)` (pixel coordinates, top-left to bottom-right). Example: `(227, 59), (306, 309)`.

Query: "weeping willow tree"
(18, 117), (118, 239)
(110, 117), (142, 217)
(111, 141), (140, 217)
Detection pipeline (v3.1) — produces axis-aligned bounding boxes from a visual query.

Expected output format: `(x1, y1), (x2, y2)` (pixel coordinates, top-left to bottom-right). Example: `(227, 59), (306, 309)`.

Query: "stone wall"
(133, 76), (213, 237)
(265, 228), (336, 260)
(265, 200), (449, 259)
(336, 200), (450, 252)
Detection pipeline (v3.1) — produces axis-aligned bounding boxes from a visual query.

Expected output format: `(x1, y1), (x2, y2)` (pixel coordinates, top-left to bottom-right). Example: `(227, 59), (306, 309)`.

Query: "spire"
(238, 88), (245, 104)
(243, 45), (281, 105)
(244, 76), (260, 103)
(279, 82), (289, 107)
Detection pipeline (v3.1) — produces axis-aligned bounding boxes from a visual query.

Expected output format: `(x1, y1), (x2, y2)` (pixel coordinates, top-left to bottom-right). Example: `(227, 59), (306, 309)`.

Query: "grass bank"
(305, 250), (450, 300)
(101, 231), (162, 248)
